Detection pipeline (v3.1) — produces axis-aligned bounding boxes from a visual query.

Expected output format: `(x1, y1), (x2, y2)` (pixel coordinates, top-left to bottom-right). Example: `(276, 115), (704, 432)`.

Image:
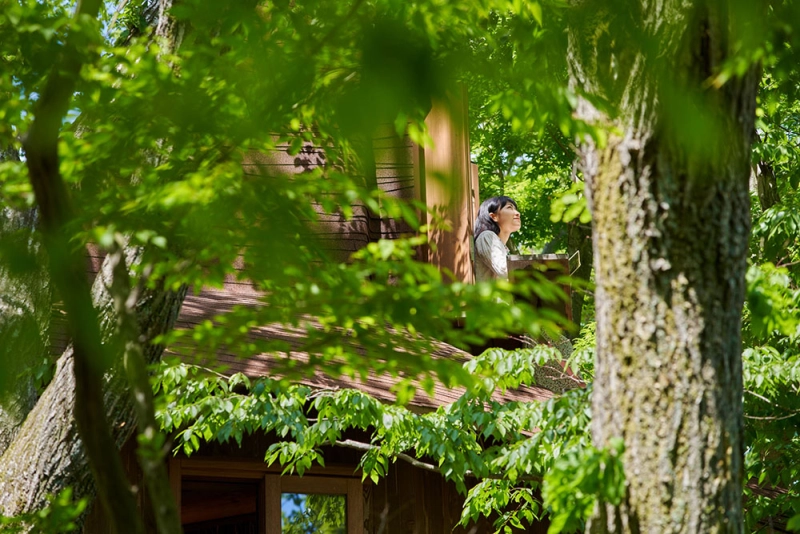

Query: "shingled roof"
(55, 239), (561, 412)
(171, 285), (556, 411)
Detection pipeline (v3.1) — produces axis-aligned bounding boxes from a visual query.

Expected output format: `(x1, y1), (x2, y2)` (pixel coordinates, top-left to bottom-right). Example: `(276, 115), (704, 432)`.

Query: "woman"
(473, 196), (521, 281)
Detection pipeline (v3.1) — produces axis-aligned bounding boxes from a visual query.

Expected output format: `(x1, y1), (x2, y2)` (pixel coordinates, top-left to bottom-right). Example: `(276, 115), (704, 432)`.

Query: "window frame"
(170, 457), (363, 534)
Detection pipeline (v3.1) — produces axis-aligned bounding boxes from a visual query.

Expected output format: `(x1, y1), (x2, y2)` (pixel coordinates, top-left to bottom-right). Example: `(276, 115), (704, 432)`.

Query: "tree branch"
(744, 390), (800, 421)
(547, 124), (575, 158)
(744, 412), (800, 422)
(744, 389), (774, 405)
(334, 439), (542, 482)
(22, 0), (145, 531)
(107, 239), (181, 534)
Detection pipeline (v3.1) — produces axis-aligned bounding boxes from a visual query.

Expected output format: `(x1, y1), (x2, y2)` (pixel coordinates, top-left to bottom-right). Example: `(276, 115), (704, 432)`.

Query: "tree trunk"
(755, 160), (780, 211)
(0, 147), (51, 452)
(0, 249), (186, 519)
(568, 2), (759, 532)
(567, 220), (592, 333)
(0, 0), (187, 525)
(0, 206), (50, 452)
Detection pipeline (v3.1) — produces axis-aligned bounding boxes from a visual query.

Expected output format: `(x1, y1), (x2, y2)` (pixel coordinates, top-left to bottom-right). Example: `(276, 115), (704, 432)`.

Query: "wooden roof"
(171, 285), (556, 411)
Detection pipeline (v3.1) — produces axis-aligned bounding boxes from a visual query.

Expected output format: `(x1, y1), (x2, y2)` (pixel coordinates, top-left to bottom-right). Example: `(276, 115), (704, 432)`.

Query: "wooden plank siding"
(240, 126), (422, 265)
(242, 143), (375, 264)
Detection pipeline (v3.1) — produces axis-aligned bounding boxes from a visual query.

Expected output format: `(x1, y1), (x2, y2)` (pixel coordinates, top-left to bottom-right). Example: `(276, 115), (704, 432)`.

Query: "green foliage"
(754, 63), (800, 192)
(0, 489), (87, 533)
(460, 480), (541, 534)
(465, 7), (575, 252)
(506, 174), (572, 252)
(156, 232), (568, 392)
(753, 203), (800, 270)
(108, 0), (150, 44)
(565, 321), (596, 382)
(156, 341), (592, 533)
(745, 263), (800, 342)
(152, 270), (798, 534)
(742, 85), (800, 525)
(741, 262), (800, 531)
(281, 493), (345, 534)
(739, 23), (800, 530)
(550, 181), (591, 226)
(1, 0), (576, 389)
(0, 1), (593, 528)
(542, 438), (625, 534)
(6, 0), (800, 530)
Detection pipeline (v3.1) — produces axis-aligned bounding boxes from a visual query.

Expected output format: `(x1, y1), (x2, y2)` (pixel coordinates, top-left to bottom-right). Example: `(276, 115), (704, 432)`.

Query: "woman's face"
(491, 202), (522, 234)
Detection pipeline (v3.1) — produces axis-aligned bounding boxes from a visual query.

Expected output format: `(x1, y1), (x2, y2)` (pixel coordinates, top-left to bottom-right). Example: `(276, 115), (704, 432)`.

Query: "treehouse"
(81, 90), (572, 534)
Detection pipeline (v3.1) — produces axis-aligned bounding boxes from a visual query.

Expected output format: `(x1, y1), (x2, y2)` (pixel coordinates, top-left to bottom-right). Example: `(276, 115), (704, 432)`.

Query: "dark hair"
(474, 196), (518, 238)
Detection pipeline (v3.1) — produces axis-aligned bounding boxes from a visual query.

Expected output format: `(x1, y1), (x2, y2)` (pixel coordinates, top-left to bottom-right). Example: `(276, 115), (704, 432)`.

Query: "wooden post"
(347, 478), (364, 534)
(167, 458), (181, 521)
(423, 86), (474, 283)
(263, 474), (282, 533)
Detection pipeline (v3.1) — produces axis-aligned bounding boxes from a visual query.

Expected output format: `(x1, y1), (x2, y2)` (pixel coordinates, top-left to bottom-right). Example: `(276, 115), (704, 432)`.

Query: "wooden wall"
(240, 126), (422, 265)
(83, 431), (546, 534)
(372, 123), (421, 243)
(241, 141), (376, 264)
(239, 91), (475, 280)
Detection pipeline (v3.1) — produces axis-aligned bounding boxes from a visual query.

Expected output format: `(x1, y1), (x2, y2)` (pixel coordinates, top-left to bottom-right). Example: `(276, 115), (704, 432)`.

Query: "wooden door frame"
(169, 457), (363, 534)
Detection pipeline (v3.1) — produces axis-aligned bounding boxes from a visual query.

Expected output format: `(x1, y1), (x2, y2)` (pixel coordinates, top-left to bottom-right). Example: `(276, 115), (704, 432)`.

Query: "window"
(170, 458), (363, 534)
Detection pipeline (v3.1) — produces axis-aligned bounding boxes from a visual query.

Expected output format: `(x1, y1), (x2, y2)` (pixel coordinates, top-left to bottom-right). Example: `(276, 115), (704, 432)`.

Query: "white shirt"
(474, 231), (509, 281)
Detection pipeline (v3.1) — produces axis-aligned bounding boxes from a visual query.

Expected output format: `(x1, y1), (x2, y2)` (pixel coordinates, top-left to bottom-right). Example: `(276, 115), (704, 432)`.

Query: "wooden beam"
(281, 476), (350, 494)
(179, 457), (359, 479)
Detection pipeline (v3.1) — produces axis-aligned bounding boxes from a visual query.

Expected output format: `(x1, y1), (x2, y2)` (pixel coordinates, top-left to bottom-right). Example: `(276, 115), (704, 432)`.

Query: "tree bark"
(568, 2), (759, 532)
(1, 0), (187, 529)
(107, 241), (183, 534)
(21, 0), (151, 527)
(0, 147), (51, 452)
(755, 160), (780, 211)
(0, 206), (50, 452)
(567, 220), (592, 333)
(0, 249), (186, 522)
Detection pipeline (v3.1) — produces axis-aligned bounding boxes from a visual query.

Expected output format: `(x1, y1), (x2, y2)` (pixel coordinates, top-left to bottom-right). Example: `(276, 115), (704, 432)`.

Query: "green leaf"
(529, 2), (543, 25)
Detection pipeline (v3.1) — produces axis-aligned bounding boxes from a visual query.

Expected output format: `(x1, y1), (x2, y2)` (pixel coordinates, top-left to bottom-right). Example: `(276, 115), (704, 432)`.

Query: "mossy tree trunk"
(0, 238), (187, 524)
(0, 207), (50, 452)
(0, 245), (187, 523)
(755, 160), (780, 211)
(567, 219), (593, 333)
(568, 2), (760, 532)
(0, 148), (51, 452)
(0, 0), (186, 529)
